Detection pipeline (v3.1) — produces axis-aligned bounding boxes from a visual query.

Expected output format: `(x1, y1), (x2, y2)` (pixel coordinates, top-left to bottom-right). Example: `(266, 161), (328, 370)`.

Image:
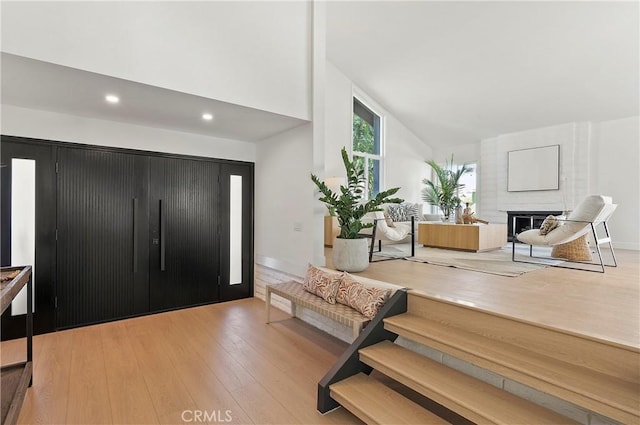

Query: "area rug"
(373, 244), (562, 277)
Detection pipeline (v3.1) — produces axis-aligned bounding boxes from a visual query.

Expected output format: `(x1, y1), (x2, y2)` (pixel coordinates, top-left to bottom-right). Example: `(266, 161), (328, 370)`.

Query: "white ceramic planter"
(332, 237), (369, 272)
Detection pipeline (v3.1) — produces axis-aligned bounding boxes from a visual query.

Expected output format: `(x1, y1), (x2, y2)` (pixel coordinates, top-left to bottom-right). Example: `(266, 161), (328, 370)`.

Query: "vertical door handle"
(133, 198), (138, 273)
(160, 199), (166, 271)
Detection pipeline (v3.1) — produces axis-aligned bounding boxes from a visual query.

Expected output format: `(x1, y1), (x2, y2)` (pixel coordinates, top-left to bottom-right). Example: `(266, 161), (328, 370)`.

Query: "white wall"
(254, 62), (432, 278)
(324, 61), (353, 177)
(323, 62), (432, 203)
(385, 114), (434, 203)
(311, 1), (328, 268)
(255, 123), (315, 277)
(592, 116), (639, 250)
(2, 105), (256, 162)
(1, 1), (311, 120)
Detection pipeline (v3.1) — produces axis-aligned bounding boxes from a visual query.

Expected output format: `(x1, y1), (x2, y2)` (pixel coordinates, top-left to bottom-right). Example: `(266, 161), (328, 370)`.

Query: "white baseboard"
(255, 255), (307, 277)
(612, 242), (640, 251)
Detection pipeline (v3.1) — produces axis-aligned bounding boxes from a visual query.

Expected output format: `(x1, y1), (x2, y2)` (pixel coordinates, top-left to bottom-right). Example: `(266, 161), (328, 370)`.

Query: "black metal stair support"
(317, 288), (408, 413)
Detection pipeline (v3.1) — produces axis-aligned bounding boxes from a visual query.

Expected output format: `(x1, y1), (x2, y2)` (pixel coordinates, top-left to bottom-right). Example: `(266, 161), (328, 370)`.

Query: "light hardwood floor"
(1, 300), (360, 425)
(2, 248), (637, 424)
(333, 247), (639, 349)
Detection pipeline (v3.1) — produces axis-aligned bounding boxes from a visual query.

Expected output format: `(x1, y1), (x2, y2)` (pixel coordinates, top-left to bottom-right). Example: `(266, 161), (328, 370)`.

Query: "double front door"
(1, 137), (253, 335)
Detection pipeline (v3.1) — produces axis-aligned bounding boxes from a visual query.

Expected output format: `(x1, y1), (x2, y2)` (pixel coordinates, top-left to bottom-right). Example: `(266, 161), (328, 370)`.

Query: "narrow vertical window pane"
(229, 175), (242, 285)
(369, 159), (380, 199)
(353, 99), (380, 155)
(11, 158), (36, 315)
(353, 115), (375, 154)
(353, 97), (383, 199)
(458, 163), (477, 206)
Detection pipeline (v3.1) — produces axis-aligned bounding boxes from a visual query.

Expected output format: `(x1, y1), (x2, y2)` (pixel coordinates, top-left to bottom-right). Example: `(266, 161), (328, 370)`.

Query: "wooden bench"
(265, 281), (371, 339)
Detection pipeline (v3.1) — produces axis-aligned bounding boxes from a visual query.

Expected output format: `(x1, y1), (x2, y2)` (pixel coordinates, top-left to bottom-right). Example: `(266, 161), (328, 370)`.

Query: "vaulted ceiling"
(2, 2), (637, 149)
(326, 1), (639, 148)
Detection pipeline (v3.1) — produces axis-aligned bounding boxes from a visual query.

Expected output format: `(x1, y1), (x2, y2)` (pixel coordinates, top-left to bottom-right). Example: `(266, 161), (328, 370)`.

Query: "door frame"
(1, 136), (57, 339)
(219, 163), (254, 301)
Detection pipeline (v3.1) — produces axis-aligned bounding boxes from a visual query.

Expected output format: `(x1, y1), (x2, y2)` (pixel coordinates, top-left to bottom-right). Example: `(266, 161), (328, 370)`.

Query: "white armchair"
(359, 210), (416, 262)
(512, 195), (618, 272)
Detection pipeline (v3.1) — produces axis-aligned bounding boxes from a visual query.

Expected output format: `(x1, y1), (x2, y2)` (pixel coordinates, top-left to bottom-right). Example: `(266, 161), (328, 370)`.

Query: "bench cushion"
(268, 281), (370, 328)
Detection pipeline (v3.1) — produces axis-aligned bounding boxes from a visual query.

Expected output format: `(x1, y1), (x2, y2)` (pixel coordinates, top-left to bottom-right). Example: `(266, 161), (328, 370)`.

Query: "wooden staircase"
(330, 373), (448, 425)
(319, 290), (640, 424)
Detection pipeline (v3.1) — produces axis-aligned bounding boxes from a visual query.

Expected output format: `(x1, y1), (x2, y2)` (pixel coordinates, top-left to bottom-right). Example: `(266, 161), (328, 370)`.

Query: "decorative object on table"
(455, 205), (464, 224)
(311, 147), (403, 272)
(461, 202), (489, 224)
(422, 155), (472, 222)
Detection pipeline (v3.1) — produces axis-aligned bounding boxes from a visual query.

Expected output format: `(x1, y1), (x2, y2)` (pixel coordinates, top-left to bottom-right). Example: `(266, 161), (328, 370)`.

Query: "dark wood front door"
(148, 156), (220, 311)
(2, 136), (254, 336)
(56, 147), (150, 328)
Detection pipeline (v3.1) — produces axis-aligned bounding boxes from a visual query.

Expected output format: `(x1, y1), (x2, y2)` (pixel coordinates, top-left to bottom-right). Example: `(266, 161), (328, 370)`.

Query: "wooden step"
(329, 373), (449, 425)
(405, 290), (639, 383)
(359, 340), (576, 425)
(384, 313), (639, 424)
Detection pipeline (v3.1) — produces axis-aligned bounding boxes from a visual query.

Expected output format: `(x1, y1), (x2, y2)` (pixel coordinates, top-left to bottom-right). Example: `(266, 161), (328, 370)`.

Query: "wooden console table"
(418, 223), (507, 252)
(1, 266), (33, 425)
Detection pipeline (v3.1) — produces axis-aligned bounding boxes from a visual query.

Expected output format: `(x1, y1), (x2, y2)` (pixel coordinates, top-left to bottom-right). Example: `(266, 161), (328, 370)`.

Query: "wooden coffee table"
(418, 222), (507, 252)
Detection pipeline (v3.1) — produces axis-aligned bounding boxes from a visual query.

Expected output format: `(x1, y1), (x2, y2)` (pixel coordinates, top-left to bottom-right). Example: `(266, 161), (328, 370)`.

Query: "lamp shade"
(324, 176), (345, 194)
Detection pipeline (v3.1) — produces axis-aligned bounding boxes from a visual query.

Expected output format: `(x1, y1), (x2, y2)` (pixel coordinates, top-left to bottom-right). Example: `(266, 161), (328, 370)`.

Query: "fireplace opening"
(507, 211), (562, 242)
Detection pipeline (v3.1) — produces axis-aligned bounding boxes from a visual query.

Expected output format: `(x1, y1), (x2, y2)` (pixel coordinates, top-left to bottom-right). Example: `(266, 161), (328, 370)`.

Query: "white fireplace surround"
(480, 122), (592, 224)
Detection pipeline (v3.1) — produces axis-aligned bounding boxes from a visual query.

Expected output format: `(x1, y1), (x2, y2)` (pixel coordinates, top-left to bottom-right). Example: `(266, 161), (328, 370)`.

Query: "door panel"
(219, 163), (253, 301)
(3, 137), (253, 332)
(56, 148), (149, 328)
(149, 157), (219, 311)
(0, 138), (56, 339)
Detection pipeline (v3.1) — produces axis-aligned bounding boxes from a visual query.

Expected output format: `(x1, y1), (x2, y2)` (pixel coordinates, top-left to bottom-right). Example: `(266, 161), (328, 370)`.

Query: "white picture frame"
(508, 145), (560, 192)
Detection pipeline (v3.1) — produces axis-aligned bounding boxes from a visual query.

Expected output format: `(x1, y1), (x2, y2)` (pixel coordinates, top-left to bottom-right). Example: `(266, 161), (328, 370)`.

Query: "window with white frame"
(426, 160), (477, 215)
(458, 163), (477, 207)
(352, 97), (382, 199)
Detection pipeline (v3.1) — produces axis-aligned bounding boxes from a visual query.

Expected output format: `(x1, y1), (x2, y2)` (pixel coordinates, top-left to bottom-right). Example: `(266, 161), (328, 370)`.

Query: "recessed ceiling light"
(202, 113), (213, 121)
(105, 94), (120, 104)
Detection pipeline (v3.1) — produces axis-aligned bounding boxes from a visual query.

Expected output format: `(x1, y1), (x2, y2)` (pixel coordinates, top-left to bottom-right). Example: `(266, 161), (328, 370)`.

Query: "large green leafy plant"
(311, 147), (403, 239)
(422, 156), (471, 220)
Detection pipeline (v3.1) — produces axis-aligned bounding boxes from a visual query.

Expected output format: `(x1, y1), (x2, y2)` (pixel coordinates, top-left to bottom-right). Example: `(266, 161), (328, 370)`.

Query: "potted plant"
(311, 147), (403, 272)
(422, 155), (471, 222)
